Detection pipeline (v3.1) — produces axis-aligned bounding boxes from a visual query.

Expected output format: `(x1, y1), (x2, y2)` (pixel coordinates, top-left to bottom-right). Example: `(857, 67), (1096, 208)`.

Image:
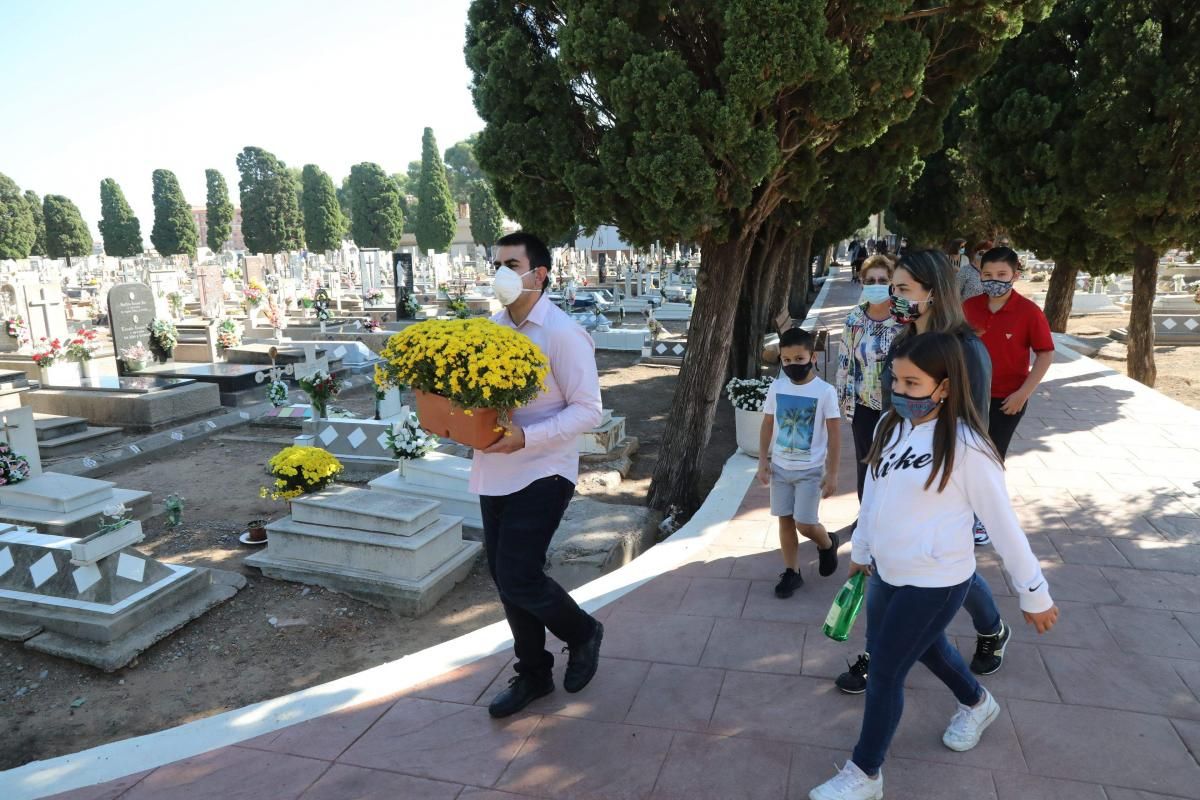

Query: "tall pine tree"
(348, 162), (404, 251)
(43, 194), (92, 265)
(205, 169), (235, 253)
(98, 178), (143, 257)
(24, 190), (46, 256)
(0, 173), (35, 259)
(236, 146), (304, 262)
(468, 179), (503, 258)
(300, 164), (345, 254)
(150, 169), (198, 259)
(415, 127), (457, 253)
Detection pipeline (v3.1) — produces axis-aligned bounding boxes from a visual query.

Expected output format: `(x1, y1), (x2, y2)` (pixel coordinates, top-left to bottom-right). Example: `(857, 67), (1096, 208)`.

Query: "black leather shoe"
(487, 672), (554, 718)
(563, 621), (604, 693)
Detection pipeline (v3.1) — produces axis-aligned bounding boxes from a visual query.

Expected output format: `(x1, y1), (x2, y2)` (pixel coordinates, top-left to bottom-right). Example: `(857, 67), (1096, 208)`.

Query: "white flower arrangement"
(725, 376), (774, 412)
(385, 412), (438, 460)
(267, 380), (289, 407)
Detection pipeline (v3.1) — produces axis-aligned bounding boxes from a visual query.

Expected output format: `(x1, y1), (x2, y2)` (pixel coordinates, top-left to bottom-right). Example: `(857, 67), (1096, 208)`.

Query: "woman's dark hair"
(947, 238), (968, 255)
(496, 231), (552, 292)
(892, 249), (973, 342)
(866, 331), (1000, 492)
(980, 246), (1022, 271)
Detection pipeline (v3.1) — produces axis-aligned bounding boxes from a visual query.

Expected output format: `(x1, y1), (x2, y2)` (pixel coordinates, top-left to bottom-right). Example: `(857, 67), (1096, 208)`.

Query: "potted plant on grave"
(167, 291), (185, 319)
(385, 412), (438, 477)
(726, 376), (775, 458)
(4, 315), (29, 348)
(0, 440), (33, 486)
(119, 341), (151, 373)
(446, 289), (471, 319)
(259, 445), (343, 503)
(297, 370), (347, 419)
(363, 289), (384, 305)
(375, 318), (548, 450)
(215, 318), (242, 355)
(147, 318), (177, 362)
(402, 293), (422, 319)
(32, 337), (77, 385)
(65, 327), (101, 378)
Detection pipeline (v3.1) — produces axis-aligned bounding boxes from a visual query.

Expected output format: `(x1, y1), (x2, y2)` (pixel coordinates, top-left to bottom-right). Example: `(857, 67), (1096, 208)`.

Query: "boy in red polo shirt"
(963, 247), (1055, 459)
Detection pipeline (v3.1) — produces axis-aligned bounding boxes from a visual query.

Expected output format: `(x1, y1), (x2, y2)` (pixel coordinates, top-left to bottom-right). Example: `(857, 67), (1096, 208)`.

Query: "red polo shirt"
(963, 290), (1054, 398)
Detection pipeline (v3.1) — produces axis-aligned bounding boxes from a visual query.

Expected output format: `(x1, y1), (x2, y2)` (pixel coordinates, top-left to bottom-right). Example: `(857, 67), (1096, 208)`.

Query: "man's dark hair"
(979, 246), (1022, 271)
(779, 327), (815, 353)
(496, 231), (552, 293)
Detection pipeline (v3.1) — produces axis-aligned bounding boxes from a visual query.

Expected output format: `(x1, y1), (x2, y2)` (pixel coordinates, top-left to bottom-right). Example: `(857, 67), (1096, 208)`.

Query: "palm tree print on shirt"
(775, 394), (817, 461)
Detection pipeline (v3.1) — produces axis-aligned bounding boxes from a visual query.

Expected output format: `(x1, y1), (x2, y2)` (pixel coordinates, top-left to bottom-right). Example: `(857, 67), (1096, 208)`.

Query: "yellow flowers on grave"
(375, 318), (548, 414)
(260, 446), (343, 501)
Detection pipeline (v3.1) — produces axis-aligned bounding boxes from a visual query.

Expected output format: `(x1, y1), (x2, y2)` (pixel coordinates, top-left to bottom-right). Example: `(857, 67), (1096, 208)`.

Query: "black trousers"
(987, 397), (1027, 460)
(852, 404), (882, 500)
(481, 475), (597, 675)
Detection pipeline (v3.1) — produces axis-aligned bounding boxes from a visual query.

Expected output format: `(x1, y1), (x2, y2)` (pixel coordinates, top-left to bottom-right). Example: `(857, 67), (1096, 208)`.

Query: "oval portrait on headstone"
(129, 291), (136, 299)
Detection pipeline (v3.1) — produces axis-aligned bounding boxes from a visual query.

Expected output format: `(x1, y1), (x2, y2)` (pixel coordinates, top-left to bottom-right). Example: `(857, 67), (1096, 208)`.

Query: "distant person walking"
(957, 239), (993, 301)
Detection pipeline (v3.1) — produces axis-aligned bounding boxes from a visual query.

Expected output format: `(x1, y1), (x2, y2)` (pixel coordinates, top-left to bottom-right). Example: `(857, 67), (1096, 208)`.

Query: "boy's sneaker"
(835, 653), (870, 695)
(818, 531), (841, 577)
(970, 620), (1010, 676)
(973, 519), (991, 546)
(809, 761), (883, 800)
(942, 689), (1000, 752)
(775, 568), (804, 598)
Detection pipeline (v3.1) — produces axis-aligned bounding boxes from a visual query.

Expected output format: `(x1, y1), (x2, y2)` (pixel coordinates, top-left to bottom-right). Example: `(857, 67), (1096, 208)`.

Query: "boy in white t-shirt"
(756, 328), (842, 598)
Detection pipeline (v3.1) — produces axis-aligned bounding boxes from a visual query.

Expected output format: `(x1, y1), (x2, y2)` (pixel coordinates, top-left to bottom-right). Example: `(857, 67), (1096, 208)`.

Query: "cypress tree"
(24, 190), (46, 256)
(347, 162), (404, 251)
(0, 173), (35, 259)
(300, 164), (345, 254)
(150, 169), (198, 259)
(468, 179), (504, 257)
(205, 169), (235, 253)
(415, 127), (457, 253)
(43, 194), (92, 265)
(236, 146), (304, 260)
(98, 178), (143, 257)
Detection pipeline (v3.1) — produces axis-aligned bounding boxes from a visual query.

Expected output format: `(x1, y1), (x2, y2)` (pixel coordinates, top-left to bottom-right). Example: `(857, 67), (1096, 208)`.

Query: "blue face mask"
(981, 279), (1013, 298)
(892, 391), (939, 421)
(861, 284), (890, 304)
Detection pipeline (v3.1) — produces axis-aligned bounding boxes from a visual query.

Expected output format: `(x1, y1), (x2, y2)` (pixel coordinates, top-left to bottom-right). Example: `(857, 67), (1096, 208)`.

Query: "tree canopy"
(150, 169), (197, 259)
(348, 161), (404, 251)
(43, 194), (92, 262)
(468, 178), (504, 252)
(415, 127), (457, 253)
(0, 173), (36, 260)
(24, 190), (45, 256)
(236, 146), (304, 257)
(205, 169), (235, 253)
(301, 164), (346, 254)
(444, 133), (484, 203)
(98, 178), (143, 257)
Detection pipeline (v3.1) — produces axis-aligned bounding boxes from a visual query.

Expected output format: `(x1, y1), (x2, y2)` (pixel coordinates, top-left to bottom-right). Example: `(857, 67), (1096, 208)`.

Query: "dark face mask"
(783, 362), (813, 381)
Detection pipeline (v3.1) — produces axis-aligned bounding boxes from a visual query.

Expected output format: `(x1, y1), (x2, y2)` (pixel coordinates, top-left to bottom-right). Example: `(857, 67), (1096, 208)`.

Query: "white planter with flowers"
(727, 376), (774, 458)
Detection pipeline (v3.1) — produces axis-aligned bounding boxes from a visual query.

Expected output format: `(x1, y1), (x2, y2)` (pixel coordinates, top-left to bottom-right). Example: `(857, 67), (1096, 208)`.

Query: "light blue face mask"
(861, 285), (890, 304)
(892, 391), (939, 420)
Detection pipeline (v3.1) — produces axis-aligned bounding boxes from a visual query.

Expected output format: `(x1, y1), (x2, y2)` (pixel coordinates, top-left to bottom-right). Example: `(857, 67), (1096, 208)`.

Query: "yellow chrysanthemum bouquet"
(374, 318), (548, 449)
(260, 445), (344, 501)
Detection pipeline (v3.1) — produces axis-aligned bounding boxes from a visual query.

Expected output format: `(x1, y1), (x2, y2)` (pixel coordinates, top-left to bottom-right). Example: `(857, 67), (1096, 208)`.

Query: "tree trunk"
(729, 223), (787, 380)
(1042, 260), (1079, 333)
(1126, 244), (1158, 386)
(648, 233), (757, 515)
(787, 231), (815, 318)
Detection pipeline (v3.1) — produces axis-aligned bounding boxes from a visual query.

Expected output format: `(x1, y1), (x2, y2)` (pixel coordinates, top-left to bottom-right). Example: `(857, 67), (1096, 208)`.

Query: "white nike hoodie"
(851, 418), (1053, 614)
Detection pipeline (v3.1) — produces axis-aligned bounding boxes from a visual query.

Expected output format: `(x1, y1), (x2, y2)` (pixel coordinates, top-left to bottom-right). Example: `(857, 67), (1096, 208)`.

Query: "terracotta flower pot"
(246, 521), (267, 543)
(413, 389), (503, 450)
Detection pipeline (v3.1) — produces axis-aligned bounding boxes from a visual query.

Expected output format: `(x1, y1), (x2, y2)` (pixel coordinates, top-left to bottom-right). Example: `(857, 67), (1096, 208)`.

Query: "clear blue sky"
(0, 0), (484, 237)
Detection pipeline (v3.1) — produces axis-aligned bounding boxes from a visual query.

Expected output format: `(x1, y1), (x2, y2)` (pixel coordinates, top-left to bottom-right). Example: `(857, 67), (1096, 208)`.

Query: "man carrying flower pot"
(472, 231), (606, 718)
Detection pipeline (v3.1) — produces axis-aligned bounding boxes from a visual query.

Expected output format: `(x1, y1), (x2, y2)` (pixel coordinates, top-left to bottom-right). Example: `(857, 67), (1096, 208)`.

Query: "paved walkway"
(16, 273), (1200, 799)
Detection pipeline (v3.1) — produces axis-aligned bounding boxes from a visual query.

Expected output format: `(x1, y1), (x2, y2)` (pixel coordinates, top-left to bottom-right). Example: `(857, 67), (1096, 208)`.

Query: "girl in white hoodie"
(809, 331), (1059, 800)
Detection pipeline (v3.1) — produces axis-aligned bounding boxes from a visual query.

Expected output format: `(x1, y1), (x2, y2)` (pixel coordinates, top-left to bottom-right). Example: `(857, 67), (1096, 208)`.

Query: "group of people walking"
(464, 229), (1060, 800)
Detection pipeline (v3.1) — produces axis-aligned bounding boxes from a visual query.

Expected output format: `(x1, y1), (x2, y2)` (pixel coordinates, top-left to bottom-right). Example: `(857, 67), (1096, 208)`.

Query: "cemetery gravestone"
(197, 264), (224, 319)
(107, 283), (157, 376)
(26, 284), (68, 345)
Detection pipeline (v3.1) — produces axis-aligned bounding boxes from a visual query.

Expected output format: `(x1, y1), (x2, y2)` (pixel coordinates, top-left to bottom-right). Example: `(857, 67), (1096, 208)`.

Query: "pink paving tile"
(474, 656), (651, 723)
(729, 548), (796, 580)
(1024, 562), (1121, 604)
(676, 577), (752, 618)
(337, 697), (540, 787)
(1113, 537), (1200, 574)
(1047, 533), (1132, 567)
(403, 652), (513, 705)
(1098, 605), (1200, 660)
(458, 791), (541, 800)
(649, 732), (792, 800)
(992, 772), (1106, 800)
(1100, 566), (1200, 612)
(715, 519), (772, 548)
(493, 716), (674, 799)
(591, 609), (716, 665)
(121, 747), (330, 800)
(674, 551), (738, 578)
(993, 597), (1121, 652)
(904, 637), (1060, 703)
(886, 686), (1027, 772)
(787, 743), (998, 800)
(42, 771), (154, 800)
(799, 619), (867, 680)
(741, 578), (839, 624)
(698, 616), (806, 675)
(610, 574), (692, 613)
(708, 670), (861, 749)
(623, 663), (726, 733)
(239, 698), (393, 761)
(1039, 645), (1200, 720)
(1008, 699), (1200, 798)
(297, 763), (462, 800)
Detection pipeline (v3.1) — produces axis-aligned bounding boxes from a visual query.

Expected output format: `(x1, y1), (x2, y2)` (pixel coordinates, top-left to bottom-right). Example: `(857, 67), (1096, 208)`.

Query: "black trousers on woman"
(851, 403), (882, 500)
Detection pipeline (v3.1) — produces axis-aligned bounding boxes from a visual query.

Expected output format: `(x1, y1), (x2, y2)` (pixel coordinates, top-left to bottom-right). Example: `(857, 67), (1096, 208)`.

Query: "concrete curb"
(2, 453), (757, 799)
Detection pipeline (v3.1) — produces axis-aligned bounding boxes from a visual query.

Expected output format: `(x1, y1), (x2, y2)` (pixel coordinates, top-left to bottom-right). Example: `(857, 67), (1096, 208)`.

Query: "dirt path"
(0, 351), (735, 769)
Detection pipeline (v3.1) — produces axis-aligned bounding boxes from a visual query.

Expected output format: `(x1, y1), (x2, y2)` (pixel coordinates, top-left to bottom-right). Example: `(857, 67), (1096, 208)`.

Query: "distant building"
(397, 202), (517, 262)
(190, 207), (245, 252)
(575, 225), (633, 261)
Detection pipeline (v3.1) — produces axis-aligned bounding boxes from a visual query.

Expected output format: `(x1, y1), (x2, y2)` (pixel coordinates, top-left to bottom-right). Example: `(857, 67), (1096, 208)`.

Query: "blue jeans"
(864, 570), (1000, 650)
(852, 575), (982, 775)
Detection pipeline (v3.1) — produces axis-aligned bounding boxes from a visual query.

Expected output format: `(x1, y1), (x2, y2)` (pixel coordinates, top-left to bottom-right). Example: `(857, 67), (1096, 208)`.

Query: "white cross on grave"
(293, 344), (329, 383)
(253, 347), (294, 385)
(0, 406), (42, 477)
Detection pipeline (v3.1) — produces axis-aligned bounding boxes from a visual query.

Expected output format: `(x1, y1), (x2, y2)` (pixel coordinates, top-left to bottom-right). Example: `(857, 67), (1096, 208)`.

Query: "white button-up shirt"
(469, 294), (604, 497)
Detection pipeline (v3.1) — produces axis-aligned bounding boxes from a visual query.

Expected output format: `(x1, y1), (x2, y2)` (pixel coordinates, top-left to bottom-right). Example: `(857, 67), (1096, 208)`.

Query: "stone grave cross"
(0, 406), (42, 477)
(293, 344), (329, 383)
(253, 347), (294, 385)
(27, 284), (68, 344)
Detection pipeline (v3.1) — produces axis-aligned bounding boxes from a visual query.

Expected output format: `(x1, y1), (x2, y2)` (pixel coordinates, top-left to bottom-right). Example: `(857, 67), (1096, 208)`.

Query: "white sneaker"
(809, 761), (884, 800)
(942, 689), (1000, 752)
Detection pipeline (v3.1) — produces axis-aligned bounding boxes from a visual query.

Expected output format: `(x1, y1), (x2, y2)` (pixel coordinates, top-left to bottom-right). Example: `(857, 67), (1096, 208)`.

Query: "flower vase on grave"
(40, 362), (81, 387)
(80, 358), (98, 380)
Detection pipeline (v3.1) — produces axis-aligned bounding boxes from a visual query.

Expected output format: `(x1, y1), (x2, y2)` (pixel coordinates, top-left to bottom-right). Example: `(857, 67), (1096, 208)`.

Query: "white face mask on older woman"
(493, 266), (540, 306)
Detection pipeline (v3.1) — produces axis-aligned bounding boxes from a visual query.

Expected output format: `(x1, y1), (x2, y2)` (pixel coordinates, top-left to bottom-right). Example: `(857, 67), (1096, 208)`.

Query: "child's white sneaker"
(942, 688), (1000, 752)
(809, 761), (884, 800)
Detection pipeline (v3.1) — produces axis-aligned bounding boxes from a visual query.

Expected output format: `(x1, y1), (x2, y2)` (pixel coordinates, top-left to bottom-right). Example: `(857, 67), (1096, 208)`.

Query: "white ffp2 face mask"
(493, 266), (539, 306)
